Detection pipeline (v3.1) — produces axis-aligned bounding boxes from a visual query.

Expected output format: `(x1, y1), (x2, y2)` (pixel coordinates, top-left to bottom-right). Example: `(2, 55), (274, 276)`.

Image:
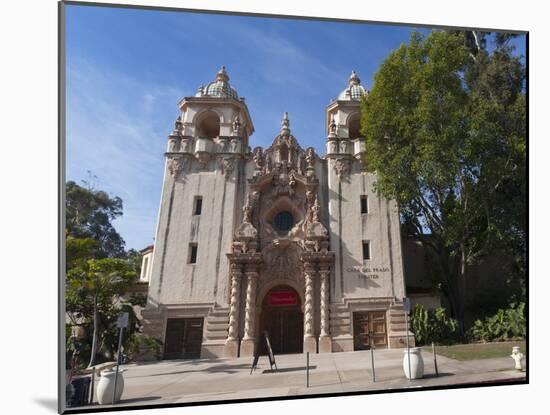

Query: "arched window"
(348, 113), (362, 140)
(196, 111), (220, 139)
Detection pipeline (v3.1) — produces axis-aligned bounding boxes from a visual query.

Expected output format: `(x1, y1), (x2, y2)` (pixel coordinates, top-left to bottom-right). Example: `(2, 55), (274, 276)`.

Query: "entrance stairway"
(388, 301), (415, 348)
(201, 306), (230, 358)
(204, 306), (230, 342)
(329, 302), (353, 351)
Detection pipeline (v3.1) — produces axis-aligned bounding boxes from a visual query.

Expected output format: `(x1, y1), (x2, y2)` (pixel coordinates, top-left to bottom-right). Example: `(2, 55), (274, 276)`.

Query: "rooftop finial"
(349, 70), (360, 85)
(281, 112), (290, 135)
(216, 65), (229, 81)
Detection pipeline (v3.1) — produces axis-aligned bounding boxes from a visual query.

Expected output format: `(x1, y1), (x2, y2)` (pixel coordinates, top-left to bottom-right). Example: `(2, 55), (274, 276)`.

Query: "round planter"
(403, 347), (424, 379)
(96, 369), (125, 405)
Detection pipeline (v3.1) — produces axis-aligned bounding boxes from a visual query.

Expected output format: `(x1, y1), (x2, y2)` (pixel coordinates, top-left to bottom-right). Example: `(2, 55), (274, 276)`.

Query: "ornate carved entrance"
(260, 286), (303, 354)
(223, 113), (335, 357)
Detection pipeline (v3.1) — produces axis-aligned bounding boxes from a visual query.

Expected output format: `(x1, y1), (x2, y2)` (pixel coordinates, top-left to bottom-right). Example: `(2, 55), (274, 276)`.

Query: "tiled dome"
(337, 70), (367, 101)
(200, 66), (239, 100)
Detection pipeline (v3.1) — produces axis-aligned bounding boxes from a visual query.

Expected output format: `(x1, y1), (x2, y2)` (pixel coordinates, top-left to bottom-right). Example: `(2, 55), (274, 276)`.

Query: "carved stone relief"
(261, 241), (302, 283)
(218, 156), (236, 178)
(333, 158), (351, 180)
(167, 156), (187, 178)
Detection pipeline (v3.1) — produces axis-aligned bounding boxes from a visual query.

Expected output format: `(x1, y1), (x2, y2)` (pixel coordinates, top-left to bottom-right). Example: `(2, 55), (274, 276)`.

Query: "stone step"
(331, 326), (351, 336)
(390, 308), (407, 314)
(390, 316), (407, 322)
(330, 318), (350, 327)
(330, 311), (351, 319)
(204, 327), (229, 335)
(389, 323), (407, 331)
(206, 316), (230, 324)
(204, 332), (228, 341)
(208, 310), (230, 317)
(206, 322), (229, 330)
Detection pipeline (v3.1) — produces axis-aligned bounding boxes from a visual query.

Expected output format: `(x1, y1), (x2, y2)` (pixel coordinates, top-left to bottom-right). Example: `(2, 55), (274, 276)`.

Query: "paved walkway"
(78, 349), (526, 410)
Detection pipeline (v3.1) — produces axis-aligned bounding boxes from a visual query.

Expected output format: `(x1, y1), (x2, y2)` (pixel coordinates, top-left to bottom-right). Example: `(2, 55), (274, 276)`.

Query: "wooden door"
(353, 311), (387, 350)
(163, 318), (203, 359)
(183, 318), (203, 358)
(262, 307), (303, 354)
(369, 311), (388, 348)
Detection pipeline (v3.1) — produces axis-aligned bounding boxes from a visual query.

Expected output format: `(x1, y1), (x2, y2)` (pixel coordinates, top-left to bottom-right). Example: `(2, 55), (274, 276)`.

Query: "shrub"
(468, 302), (526, 342)
(126, 333), (163, 361)
(410, 304), (458, 346)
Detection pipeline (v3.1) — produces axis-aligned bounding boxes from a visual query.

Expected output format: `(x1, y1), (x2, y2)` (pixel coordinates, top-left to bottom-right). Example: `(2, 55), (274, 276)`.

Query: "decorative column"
(318, 267), (332, 352)
(240, 267), (259, 357)
(224, 263), (242, 357)
(303, 262), (317, 353)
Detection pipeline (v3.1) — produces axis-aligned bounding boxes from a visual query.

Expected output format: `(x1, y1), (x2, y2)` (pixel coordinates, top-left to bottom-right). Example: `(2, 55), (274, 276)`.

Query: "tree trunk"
(455, 243), (467, 338)
(439, 249), (466, 339)
(88, 296), (99, 367)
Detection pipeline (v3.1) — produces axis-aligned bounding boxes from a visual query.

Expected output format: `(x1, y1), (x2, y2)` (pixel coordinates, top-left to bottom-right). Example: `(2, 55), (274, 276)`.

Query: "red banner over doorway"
(268, 290), (297, 306)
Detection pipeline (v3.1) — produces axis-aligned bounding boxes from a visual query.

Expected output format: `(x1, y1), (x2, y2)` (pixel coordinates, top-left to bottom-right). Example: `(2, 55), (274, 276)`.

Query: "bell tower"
(143, 66), (256, 359)
(175, 65), (254, 164)
(325, 70), (409, 352)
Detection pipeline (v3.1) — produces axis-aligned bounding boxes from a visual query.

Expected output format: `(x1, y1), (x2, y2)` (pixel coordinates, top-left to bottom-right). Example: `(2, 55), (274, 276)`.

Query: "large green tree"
(65, 180), (148, 366)
(66, 180), (126, 258)
(67, 258), (136, 367)
(361, 31), (526, 335)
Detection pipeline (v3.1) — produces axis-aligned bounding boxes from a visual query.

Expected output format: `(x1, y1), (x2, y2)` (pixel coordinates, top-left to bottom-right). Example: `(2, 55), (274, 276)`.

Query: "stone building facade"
(141, 67), (412, 359)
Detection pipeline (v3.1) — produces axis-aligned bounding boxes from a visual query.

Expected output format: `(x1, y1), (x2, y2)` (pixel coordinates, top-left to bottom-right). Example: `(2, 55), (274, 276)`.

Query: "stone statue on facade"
(230, 138), (239, 153)
(252, 147), (265, 175)
(340, 140), (349, 154)
(180, 138), (192, 153)
(232, 114), (242, 136)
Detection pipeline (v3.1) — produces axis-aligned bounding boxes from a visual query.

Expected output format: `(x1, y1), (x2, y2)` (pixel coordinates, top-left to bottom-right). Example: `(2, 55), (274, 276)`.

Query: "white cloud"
(66, 59), (182, 249)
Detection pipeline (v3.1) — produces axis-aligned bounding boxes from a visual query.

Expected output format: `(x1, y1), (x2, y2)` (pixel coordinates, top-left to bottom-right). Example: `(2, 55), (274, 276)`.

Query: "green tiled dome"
(202, 66), (239, 100)
(337, 70), (367, 101)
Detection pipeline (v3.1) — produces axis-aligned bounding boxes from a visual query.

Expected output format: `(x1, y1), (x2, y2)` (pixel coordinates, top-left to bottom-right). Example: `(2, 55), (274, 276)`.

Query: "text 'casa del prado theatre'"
(140, 66), (413, 360)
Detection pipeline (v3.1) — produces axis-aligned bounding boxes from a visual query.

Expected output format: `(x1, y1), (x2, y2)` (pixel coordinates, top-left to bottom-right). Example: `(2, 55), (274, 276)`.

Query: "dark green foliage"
(361, 31), (526, 334)
(410, 304), (458, 346)
(65, 180), (156, 368)
(66, 258), (137, 366)
(66, 180), (126, 258)
(126, 334), (163, 361)
(66, 236), (99, 269)
(468, 302), (526, 342)
(126, 248), (143, 277)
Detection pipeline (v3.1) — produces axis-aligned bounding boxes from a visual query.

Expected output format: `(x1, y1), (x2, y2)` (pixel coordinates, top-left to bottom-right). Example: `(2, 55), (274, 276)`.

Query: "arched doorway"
(260, 285), (303, 354)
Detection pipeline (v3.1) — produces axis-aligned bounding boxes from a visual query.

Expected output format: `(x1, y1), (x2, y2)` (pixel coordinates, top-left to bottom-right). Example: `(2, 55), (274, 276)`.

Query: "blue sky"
(65, 4), (526, 252)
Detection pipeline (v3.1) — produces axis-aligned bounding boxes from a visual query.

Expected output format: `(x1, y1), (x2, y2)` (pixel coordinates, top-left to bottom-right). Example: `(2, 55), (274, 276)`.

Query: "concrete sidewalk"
(78, 349), (526, 410)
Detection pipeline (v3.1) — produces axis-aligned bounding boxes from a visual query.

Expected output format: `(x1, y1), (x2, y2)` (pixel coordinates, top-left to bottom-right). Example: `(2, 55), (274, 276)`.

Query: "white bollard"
(510, 346), (525, 371)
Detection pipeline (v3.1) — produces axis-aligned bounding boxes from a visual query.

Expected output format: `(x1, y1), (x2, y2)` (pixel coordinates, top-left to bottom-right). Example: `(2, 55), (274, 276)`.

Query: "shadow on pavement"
(421, 372), (455, 379)
(144, 363), (253, 377)
(262, 365), (317, 374)
(120, 396), (163, 404)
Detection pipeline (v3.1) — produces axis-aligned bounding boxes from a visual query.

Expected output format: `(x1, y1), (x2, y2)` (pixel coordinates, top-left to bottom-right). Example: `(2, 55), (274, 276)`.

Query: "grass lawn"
(421, 340), (526, 361)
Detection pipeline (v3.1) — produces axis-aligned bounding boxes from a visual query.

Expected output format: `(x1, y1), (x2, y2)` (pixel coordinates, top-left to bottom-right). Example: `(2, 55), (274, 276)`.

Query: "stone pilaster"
(303, 263), (317, 353)
(224, 263), (242, 357)
(240, 268), (259, 357)
(318, 267), (332, 352)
